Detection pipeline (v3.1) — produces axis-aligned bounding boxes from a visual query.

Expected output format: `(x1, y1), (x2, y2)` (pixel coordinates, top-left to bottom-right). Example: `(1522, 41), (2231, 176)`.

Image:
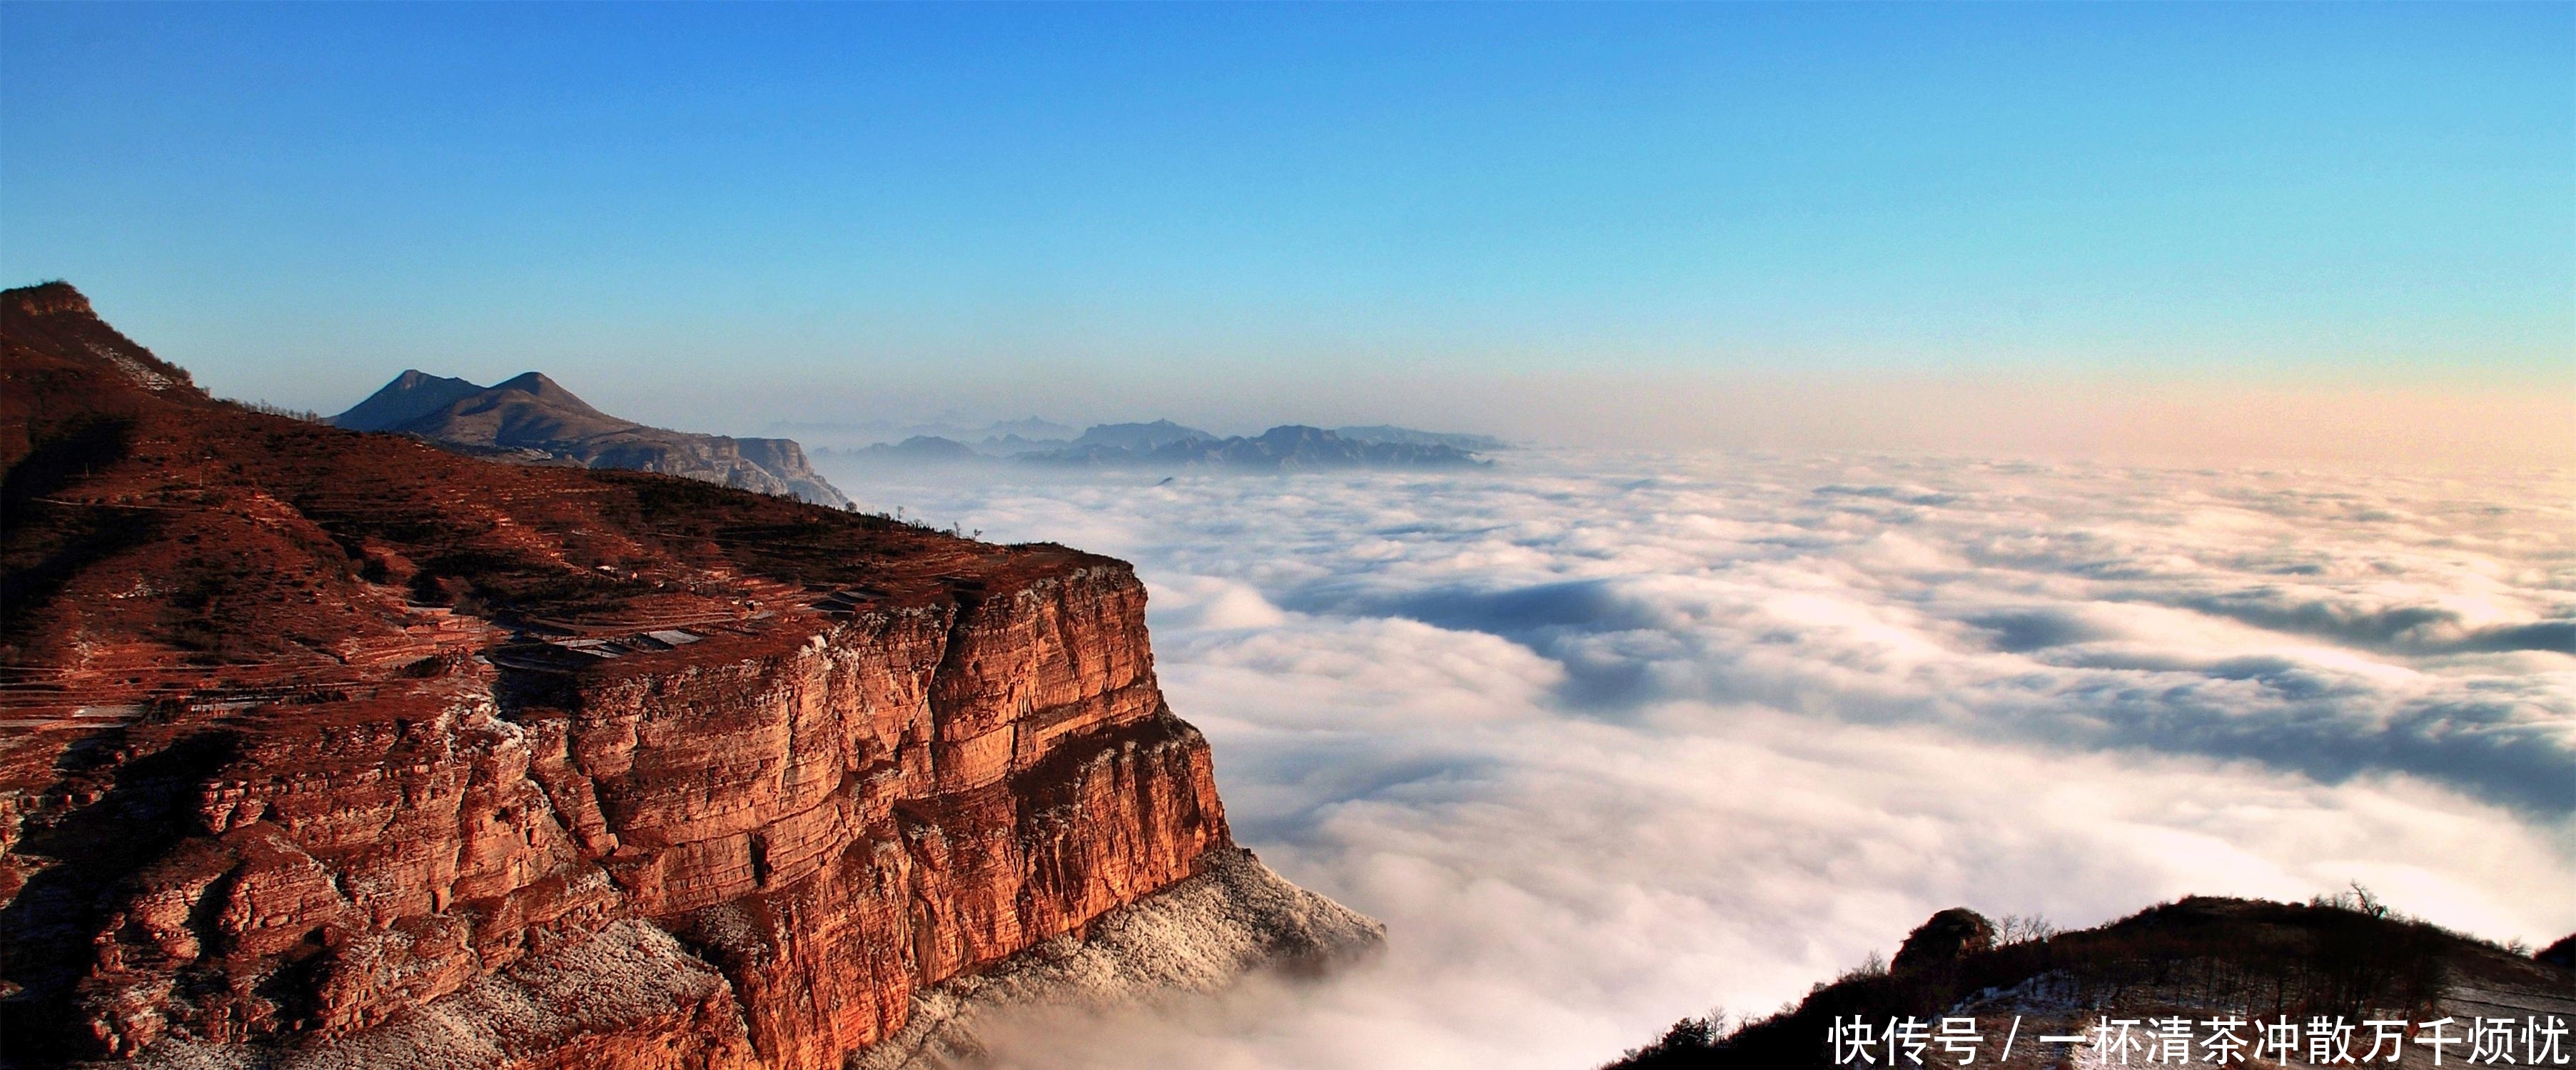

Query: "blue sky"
(3, 3), (2569, 444)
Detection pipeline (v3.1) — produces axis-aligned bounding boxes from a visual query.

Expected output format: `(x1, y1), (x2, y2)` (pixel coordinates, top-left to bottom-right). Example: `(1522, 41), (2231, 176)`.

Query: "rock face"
(0, 283), (1364, 1068)
(333, 369), (850, 508)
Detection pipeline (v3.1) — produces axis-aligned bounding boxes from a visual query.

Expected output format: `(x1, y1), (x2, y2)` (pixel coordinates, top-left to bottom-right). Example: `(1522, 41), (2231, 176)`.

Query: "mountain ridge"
(334, 369), (850, 508)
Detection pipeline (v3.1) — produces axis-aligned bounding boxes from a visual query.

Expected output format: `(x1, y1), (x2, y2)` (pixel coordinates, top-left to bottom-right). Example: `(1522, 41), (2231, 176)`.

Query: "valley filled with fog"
(814, 449), (2576, 1070)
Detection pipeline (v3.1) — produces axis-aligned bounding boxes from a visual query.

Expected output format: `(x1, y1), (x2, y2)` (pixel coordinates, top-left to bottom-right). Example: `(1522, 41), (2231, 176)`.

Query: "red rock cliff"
(0, 284), (1233, 1067)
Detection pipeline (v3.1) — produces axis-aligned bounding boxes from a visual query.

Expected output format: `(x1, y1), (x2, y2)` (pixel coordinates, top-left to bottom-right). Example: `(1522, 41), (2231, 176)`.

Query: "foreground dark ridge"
(0, 282), (1374, 1068)
(1605, 898), (2575, 1069)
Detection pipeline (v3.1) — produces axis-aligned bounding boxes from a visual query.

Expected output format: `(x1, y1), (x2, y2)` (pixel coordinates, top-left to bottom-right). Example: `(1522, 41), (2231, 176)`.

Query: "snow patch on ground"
(123, 919), (749, 1070)
(854, 847), (1385, 1070)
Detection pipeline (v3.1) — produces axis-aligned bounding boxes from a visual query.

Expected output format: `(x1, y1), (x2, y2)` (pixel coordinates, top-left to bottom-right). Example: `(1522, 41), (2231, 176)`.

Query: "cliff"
(333, 370), (850, 508)
(0, 283), (1373, 1068)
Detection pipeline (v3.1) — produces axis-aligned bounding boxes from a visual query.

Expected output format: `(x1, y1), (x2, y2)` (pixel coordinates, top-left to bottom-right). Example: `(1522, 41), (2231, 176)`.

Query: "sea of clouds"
(817, 449), (2576, 1070)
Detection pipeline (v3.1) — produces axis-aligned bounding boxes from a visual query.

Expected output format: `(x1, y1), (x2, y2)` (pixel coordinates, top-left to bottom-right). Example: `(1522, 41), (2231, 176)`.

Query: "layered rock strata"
(0, 283), (1368, 1069)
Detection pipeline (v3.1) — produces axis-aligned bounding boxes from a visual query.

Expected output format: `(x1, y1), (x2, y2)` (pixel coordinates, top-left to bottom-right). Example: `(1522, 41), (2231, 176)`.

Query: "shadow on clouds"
(1299, 570), (2575, 816)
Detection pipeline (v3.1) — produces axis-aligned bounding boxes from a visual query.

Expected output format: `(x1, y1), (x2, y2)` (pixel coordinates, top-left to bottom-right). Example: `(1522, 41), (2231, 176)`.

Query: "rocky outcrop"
(1, 283), (1372, 1069)
(333, 370), (850, 508)
(1886, 907), (1994, 974)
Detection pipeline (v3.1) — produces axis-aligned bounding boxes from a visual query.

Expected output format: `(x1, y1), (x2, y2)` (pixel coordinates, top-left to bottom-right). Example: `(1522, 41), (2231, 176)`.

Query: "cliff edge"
(0, 283), (1375, 1068)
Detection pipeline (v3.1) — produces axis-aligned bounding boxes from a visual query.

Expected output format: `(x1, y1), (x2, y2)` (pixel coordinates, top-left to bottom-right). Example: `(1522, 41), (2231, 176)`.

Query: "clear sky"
(4, 3), (2570, 459)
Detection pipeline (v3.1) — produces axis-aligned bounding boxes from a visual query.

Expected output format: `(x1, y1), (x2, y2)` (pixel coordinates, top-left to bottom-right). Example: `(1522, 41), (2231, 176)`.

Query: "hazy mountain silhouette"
(849, 435), (983, 463)
(1333, 425), (1512, 451)
(1070, 420), (1216, 452)
(1024, 424), (1489, 471)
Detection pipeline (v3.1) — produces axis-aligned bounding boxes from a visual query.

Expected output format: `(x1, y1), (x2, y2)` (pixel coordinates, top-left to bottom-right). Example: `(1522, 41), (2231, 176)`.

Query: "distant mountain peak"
(330, 370), (486, 432)
(1073, 420), (1217, 452)
(475, 370), (614, 420)
(493, 370), (567, 396)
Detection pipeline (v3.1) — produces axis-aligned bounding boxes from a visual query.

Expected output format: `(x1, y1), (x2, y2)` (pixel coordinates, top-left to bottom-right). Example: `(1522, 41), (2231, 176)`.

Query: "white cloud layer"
(817, 450), (2576, 1069)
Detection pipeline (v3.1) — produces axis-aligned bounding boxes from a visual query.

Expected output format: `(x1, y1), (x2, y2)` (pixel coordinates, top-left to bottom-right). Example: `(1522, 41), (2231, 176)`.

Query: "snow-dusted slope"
(854, 847), (1385, 1070)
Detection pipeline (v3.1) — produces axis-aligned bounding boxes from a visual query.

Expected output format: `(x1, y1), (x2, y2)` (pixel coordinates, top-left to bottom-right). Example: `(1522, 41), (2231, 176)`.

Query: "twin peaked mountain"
(333, 368), (851, 508)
